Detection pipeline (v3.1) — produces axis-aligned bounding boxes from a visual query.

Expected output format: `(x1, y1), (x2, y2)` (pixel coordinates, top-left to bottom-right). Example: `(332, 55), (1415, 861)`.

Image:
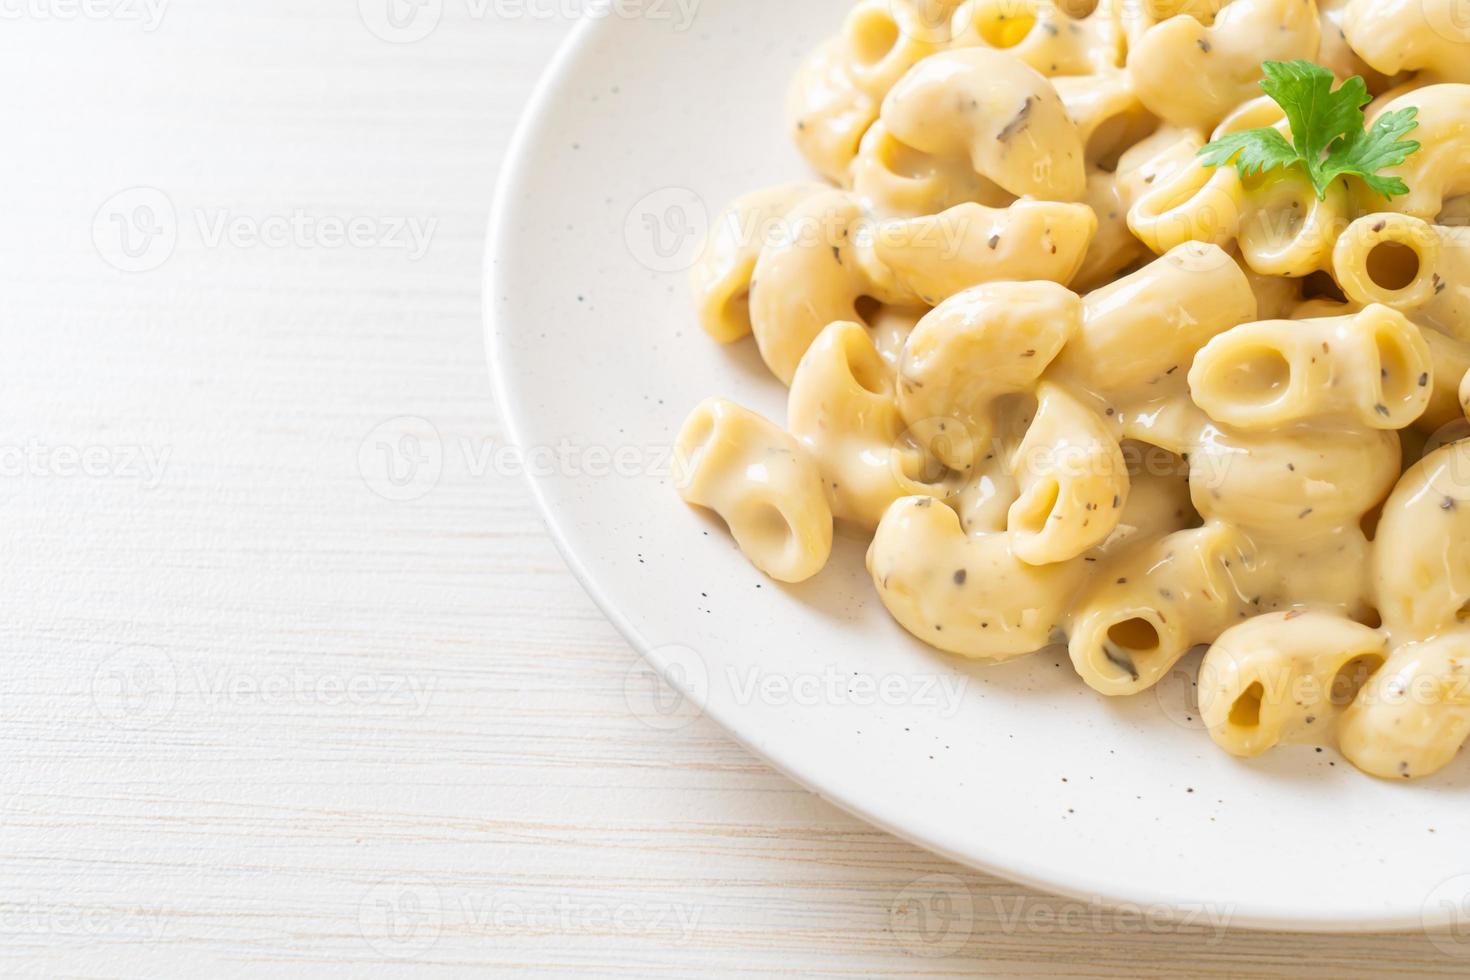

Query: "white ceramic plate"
(487, 0), (1470, 932)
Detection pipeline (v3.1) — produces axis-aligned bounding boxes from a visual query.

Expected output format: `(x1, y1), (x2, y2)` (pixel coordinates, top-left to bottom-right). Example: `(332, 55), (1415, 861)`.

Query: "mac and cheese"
(676, 1), (1470, 781)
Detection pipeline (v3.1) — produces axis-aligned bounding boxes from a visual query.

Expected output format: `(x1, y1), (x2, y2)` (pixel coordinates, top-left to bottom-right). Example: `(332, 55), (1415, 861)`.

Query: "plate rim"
(483, 11), (1443, 936)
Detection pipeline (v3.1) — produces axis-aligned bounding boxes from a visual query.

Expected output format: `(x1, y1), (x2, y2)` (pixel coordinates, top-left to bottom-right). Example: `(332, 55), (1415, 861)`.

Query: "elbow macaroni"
(881, 48), (1087, 201)
(1072, 127), (1200, 289)
(1373, 440), (1470, 644)
(674, 398), (833, 583)
(896, 280), (1082, 471)
(1199, 612), (1389, 758)
(748, 190), (876, 385)
(1128, 0), (1320, 131)
(678, 3), (1470, 780)
(1316, 0), (1394, 93)
(1053, 71), (1157, 171)
(1048, 242), (1257, 407)
(1187, 305), (1433, 430)
(851, 120), (1011, 219)
(1186, 426), (1400, 541)
(873, 199), (1097, 303)
(1068, 522), (1247, 696)
(1368, 85), (1470, 220)
(1343, 0), (1470, 84)
(868, 495), (1086, 660)
(786, 0), (950, 182)
(788, 321), (955, 528)
(1334, 212), (1470, 343)
(690, 183), (826, 344)
(788, 38), (880, 185)
(1235, 166), (1354, 278)
(1338, 632), (1470, 779)
(1421, 327), (1470, 430)
(949, 0), (1123, 77)
(1008, 381), (1129, 565)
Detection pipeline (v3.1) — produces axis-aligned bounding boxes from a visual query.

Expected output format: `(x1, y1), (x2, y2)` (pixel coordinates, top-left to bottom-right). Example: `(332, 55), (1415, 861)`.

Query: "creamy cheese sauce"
(678, 0), (1470, 780)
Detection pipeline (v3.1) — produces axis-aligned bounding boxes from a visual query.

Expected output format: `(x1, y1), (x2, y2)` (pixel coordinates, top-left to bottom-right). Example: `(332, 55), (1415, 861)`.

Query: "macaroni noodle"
(674, 399), (833, 583)
(676, 3), (1470, 780)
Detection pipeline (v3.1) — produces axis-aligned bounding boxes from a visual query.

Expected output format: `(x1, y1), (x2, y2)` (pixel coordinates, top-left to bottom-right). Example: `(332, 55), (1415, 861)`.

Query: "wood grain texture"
(0, 2), (1464, 975)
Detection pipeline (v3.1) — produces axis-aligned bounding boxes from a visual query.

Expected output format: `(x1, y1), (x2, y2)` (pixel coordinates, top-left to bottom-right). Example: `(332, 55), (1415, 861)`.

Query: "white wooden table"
(0, 2), (1463, 975)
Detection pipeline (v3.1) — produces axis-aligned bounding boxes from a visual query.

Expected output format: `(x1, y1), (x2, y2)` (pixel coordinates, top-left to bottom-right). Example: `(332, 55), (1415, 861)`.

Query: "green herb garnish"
(1198, 60), (1421, 200)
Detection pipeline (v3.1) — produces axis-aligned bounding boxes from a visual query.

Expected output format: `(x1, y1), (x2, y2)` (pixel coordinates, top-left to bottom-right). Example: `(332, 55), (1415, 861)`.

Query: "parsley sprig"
(1198, 60), (1421, 200)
